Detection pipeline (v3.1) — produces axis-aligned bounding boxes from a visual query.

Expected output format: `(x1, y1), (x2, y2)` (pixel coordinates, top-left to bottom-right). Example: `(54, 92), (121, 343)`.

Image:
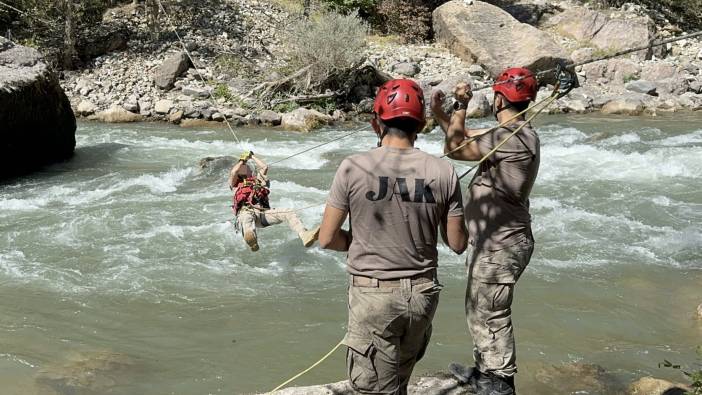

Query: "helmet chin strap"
(493, 101), (514, 121)
(377, 127), (387, 147)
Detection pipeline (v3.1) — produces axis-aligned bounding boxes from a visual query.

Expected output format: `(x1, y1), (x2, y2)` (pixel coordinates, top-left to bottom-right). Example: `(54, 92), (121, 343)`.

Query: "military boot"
(474, 372), (515, 395)
(243, 230), (259, 252)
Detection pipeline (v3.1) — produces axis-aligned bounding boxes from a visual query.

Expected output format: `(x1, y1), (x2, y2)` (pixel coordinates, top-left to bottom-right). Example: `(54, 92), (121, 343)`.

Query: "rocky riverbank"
(262, 366), (693, 395)
(54, 0), (702, 131)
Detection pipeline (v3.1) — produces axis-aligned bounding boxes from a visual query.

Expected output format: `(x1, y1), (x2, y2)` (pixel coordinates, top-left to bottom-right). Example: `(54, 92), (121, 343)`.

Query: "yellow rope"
(458, 93), (559, 180)
(440, 93), (553, 159)
(270, 340), (344, 393)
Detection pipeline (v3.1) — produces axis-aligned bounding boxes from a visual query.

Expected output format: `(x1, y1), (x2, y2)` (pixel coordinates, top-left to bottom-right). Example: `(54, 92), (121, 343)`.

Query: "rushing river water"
(1, 115), (701, 394)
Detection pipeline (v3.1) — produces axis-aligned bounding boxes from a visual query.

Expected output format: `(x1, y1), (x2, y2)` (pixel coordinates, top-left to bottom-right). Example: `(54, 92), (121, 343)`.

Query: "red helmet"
(493, 67), (538, 103)
(373, 79), (426, 127)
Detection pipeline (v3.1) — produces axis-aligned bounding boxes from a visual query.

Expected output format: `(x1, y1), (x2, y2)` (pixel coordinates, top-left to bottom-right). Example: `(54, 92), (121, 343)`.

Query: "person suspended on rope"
(319, 79), (468, 395)
(229, 151), (319, 252)
(431, 68), (540, 395)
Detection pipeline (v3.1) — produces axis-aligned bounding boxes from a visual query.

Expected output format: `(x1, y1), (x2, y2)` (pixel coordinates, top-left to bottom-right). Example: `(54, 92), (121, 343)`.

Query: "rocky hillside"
(24, 0), (702, 129)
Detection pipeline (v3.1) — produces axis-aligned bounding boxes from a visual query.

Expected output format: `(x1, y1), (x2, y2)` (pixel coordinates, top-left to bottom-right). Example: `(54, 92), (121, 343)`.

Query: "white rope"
(154, 0), (241, 143)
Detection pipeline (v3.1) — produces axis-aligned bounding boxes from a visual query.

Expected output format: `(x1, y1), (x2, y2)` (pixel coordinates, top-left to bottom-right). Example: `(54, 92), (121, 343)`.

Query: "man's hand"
(431, 89), (446, 113)
(453, 82), (473, 105)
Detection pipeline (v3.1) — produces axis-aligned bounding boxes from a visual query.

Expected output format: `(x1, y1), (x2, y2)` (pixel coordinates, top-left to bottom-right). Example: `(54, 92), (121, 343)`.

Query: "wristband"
(453, 100), (469, 111)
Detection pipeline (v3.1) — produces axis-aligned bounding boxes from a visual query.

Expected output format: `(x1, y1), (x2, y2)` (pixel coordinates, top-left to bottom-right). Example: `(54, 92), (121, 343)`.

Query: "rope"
(268, 125), (368, 166)
(270, 340), (344, 393)
(470, 29), (702, 92)
(439, 93), (553, 159)
(458, 93), (559, 181)
(154, 0), (241, 143)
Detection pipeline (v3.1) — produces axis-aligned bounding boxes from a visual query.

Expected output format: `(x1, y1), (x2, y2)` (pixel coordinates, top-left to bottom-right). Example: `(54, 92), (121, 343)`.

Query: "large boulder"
(77, 26), (129, 61)
(433, 1), (568, 81)
(0, 38), (76, 180)
(546, 7), (662, 60)
(581, 58), (641, 85)
(628, 377), (690, 395)
(154, 52), (191, 90)
(195, 156), (237, 177)
(281, 108), (333, 133)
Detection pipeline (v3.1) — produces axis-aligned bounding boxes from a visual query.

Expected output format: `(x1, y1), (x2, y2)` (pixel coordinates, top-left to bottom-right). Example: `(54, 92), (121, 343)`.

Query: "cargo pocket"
(473, 244), (531, 284)
(344, 334), (379, 393)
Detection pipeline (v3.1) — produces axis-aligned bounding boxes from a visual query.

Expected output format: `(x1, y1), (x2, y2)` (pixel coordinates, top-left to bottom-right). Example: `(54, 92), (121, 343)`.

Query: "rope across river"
(4, 2), (701, 392)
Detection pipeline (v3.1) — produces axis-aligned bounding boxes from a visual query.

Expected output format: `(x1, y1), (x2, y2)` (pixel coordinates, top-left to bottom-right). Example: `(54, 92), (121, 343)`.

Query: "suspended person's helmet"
(373, 79), (426, 131)
(492, 67), (538, 103)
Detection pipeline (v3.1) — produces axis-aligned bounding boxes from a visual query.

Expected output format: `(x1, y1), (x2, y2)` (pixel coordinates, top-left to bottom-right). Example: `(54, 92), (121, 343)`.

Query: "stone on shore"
(601, 96), (645, 115)
(281, 108), (332, 132)
(0, 37), (76, 179)
(392, 62), (421, 77)
(466, 92), (491, 118)
(94, 106), (143, 123)
(258, 110), (282, 126)
(433, 1), (568, 80)
(697, 303), (702, 319)
(77, 100), (98, 116)
(626, 81), (658, 96)
(628, 377), (690, 395)
(154, 52), (191, 90)
(154, 99), (174, 115)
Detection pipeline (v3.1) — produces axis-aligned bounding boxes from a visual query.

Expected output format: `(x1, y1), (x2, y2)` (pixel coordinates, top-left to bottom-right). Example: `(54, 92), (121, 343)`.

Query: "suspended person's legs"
(237, 208), (259, 252)
(260, 208), (319, 247)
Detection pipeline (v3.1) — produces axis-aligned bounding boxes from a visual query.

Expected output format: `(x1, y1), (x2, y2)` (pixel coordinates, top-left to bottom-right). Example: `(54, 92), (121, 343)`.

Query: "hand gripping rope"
(457, 64), (579, 181)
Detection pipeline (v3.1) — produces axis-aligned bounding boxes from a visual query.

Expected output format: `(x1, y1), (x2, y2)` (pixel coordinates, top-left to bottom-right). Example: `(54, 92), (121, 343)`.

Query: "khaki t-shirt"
(466, 122), (540, 251)
(327, 146), (464, 280)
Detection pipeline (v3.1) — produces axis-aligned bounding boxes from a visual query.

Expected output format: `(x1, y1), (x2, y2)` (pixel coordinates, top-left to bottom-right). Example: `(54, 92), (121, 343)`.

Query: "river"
(1, 115), (700, 394)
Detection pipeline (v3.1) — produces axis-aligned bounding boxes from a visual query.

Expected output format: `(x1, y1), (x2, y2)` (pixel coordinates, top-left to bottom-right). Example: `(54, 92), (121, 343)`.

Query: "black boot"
(474, 373), (515, 395)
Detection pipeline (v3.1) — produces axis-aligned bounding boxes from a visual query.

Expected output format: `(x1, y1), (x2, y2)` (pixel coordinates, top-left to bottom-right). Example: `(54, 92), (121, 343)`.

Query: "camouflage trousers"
(465, 237), (534, 378)
(343, 273), (442, 394)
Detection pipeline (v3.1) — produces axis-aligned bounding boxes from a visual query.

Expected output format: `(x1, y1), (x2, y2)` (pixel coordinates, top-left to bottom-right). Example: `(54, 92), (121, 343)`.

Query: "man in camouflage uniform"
(431, 68), (540, 395)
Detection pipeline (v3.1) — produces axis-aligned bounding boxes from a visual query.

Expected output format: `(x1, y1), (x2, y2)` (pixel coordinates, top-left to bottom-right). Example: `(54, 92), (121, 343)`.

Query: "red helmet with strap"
(493, 67), (538, 103)
(373, 79), (426, 128)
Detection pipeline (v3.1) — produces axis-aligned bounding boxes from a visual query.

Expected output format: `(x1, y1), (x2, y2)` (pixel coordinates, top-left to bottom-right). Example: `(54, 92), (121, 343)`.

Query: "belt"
(351, 270), (436, 288)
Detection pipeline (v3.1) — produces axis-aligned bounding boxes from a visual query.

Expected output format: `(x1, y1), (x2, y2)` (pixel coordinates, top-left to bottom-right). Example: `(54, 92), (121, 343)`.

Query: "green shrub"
(320, 0), (377, 16)
(212, 83), (233, 101)
(282, 8), (368, 92)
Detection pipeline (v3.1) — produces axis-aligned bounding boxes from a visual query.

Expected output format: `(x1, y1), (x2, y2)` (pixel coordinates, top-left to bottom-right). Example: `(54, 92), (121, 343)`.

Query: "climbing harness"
(231, 176), (270, 215)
